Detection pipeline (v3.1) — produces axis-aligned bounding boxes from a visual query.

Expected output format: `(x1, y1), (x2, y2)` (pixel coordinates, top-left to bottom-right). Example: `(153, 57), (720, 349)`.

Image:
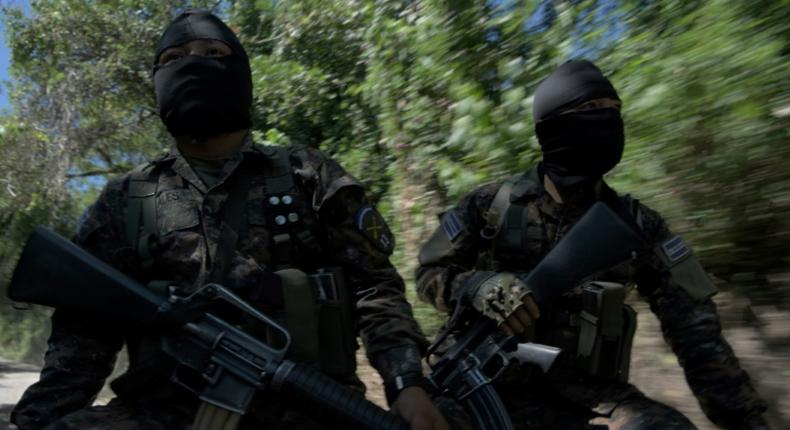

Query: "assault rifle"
(426, 313), (561, 430)
(7, 228), (408, 430)
(425, 202), (644, 430)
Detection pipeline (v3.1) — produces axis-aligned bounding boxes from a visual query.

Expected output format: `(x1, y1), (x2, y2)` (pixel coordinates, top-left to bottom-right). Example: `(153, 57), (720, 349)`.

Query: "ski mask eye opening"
(155, 39), (234, 68)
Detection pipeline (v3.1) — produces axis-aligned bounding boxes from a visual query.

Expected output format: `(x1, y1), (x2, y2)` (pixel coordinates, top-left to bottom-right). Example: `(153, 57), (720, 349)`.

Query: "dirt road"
(0, 360), (39, 430)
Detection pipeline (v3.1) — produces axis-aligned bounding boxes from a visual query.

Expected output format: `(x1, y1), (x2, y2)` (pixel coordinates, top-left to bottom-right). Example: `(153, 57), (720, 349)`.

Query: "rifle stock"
(8, 227), (174, 324)
(7, 227), (408, 430)
(523, 202), (644, 306)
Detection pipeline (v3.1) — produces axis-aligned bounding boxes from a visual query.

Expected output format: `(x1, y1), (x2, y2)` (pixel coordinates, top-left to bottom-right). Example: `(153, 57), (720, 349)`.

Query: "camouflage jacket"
(416, 166), (766, 429)
(12, 137), (427, 429)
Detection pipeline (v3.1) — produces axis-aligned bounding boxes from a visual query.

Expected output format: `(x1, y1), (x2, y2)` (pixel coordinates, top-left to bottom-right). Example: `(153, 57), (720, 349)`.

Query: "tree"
(0, 0), (215, 361)
(601, 0), (790, 301)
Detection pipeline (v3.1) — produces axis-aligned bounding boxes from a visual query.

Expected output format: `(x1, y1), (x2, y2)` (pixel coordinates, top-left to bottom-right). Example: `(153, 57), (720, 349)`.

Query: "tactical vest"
(479, 169), (546, 272)
(481, 169), (637, 382)
(123, 145), (357, 380)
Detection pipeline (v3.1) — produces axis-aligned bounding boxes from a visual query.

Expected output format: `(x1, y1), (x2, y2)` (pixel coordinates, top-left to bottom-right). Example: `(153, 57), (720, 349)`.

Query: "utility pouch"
(576, 281), (632, 381)
(277, 268), (357, 378)
(279, 269), (322, 367)
(309, 267), (357, 378)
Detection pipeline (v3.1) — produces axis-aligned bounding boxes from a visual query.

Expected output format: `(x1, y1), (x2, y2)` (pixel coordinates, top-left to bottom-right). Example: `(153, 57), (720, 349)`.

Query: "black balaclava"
(533, 60), (624, 189)
(153, 10), (252, 138)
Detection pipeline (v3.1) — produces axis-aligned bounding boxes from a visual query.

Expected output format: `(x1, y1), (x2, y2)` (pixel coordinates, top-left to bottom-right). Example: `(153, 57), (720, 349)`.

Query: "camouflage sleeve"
(415, 183), (499, 312)
(11, 178), (129, 430)
(634, 204), (767, 429)
(290, 145), (428, 381)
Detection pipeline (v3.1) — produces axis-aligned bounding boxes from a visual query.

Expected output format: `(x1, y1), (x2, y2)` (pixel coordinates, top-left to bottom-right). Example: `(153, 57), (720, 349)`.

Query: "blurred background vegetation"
(0, 0), (788, 426)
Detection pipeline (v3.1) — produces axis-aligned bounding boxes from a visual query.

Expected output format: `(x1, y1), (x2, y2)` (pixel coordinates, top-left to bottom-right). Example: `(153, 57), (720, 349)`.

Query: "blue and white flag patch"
(661, 235), (690, 264)
(441, 210), (465, 241)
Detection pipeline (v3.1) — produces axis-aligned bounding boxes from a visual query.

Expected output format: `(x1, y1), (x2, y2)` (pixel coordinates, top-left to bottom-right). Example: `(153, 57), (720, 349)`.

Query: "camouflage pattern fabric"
(466, 272), (531, 325)
(39, 397), (194, 430)
(416, 166), (767, 430)
(498, 381), (696, 430)
(11, 137), (427, 429)
(40, 394), (351, 430)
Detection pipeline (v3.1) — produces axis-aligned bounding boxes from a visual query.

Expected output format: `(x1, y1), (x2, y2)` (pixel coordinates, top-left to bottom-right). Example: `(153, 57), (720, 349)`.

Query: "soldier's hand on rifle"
(392, 386), (450, 430)
(467, 272), (540, 339)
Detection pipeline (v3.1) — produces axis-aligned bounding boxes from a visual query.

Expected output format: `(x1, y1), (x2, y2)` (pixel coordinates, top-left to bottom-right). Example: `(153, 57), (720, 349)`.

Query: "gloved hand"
(462, 272), (540, 338)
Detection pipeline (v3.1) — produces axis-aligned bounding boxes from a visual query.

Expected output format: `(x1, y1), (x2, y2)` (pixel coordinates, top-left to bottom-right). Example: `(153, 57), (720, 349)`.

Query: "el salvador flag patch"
(661, 235), (690, 264)
(441, 210), (464, 241)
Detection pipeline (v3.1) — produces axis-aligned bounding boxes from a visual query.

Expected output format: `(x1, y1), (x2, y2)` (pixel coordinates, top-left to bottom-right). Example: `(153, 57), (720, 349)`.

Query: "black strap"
(127, 165), (159, 269)
(481, 177), (516, 239)
(481, 168), (542, 240)
(208, 162), (256, 283)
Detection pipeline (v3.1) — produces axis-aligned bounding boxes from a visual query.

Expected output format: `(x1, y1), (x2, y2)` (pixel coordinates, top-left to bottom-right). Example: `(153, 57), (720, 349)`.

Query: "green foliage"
(602, 0), (790, 295)
(0, 305), (52, 364)
(238, 0), (390, 198)
(1, 0), (790, 359)
(0, 0), (200, 360)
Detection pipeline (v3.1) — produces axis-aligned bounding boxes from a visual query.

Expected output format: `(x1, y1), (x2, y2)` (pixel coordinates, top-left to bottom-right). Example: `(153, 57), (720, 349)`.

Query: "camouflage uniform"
(11, 137), (428, 430)
(416, 166), (767, 430)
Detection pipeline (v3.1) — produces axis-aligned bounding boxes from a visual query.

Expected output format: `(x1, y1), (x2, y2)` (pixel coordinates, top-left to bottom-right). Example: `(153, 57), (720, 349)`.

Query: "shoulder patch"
(355, 206), (395, 254)
(661, 235), (690, 265)
(440, 210), (465, 242)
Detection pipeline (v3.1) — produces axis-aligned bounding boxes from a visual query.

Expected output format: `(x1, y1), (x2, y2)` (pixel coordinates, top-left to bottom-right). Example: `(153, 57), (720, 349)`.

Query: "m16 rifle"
(426, 310), (561, 430)
(7, 227), (408, 430)
(424, 202), (645, 430)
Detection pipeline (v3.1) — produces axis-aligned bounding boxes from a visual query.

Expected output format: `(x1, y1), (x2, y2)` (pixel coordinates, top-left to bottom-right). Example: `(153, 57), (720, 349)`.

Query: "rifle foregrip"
(276, 362), (409, 430)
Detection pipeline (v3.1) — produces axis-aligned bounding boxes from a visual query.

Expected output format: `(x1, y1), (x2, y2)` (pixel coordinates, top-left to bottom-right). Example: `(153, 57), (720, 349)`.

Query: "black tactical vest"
(115, 144), (358, 400)
(481, 167), (639, 383)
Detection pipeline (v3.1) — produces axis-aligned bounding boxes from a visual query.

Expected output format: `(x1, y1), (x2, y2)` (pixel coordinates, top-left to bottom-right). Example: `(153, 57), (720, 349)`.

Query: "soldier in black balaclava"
(153, 10), (253, 140)
(533, 60), (624, 196)
(11, 10), (451, 430)
(416, 60), (770, 429)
